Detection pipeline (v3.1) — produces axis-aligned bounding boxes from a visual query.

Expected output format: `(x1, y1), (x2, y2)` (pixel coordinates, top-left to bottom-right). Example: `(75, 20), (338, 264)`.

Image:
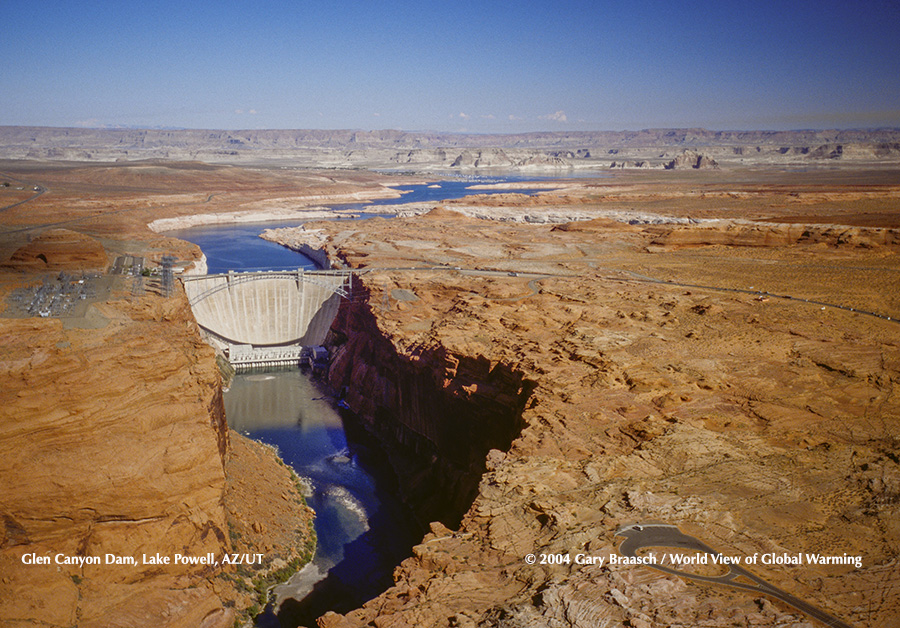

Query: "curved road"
(0, 171), (46, 213)
(616, 523), (855, 628)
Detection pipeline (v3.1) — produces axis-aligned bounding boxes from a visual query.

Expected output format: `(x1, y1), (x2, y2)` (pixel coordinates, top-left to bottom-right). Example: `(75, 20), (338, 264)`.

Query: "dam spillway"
(182, 270), (352, 349)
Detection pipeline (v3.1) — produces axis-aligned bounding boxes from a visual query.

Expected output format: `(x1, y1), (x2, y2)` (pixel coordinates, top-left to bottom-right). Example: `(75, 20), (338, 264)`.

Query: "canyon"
(0, 164), (338, 627)
(1, 129), (899, 627)
(274, 202), (900, 627)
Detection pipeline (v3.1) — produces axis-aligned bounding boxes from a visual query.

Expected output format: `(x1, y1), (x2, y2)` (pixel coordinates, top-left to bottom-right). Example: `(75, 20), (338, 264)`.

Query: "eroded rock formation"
(665, 150), (719, 170)
(327, 290), (534, 528)
(0, 290), (234, 626)
(268, 205), (900, 628)
(2, 229), (109, 271)
(3, 158), (900, 626)
(648, 222), (900, 249)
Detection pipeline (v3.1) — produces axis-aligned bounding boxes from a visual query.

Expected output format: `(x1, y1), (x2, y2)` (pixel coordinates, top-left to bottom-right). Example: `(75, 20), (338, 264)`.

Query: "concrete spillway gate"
(182, 270), (352, 348)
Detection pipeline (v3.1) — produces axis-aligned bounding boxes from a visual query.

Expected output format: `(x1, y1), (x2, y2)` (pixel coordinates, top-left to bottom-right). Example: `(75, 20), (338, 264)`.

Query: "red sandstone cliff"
(0, 288), (235, 626)
(0, 263), (313, 626)
(327, 287), (532, 529)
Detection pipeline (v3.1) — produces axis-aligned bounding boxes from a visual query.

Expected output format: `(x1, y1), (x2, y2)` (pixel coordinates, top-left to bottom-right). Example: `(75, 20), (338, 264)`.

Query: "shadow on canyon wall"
(275, 286), (535, 626)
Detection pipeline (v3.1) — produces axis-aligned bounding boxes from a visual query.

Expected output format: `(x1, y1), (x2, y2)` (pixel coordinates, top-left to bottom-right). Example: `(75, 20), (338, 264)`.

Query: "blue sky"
(2, 0), (899, 132)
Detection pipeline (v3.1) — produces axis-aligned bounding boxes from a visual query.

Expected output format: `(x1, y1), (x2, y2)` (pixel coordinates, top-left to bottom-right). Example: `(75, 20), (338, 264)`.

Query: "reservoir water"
(167, 175), (554, 273)
(174, 175), (560, 626)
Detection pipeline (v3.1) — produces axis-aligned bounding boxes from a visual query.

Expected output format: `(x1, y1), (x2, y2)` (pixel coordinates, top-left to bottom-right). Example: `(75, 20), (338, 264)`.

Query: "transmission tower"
(131, 274), (144, 297)
(160, 255), (176, 298)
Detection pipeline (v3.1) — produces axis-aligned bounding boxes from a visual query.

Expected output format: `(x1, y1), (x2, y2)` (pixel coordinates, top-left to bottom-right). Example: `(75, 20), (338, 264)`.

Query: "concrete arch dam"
(182, 270), (352, 347)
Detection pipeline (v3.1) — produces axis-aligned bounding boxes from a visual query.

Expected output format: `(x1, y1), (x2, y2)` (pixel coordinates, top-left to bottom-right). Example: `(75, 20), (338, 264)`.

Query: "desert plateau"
(1, 127), (899, 628)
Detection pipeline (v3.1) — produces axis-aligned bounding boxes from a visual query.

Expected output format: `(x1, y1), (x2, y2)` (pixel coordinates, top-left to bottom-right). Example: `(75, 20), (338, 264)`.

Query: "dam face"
(182, 271), (349, 347)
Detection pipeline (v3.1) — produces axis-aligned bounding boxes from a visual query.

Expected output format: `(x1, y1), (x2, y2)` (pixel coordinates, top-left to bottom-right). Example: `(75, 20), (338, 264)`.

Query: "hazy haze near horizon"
(2, 0), (899, 133)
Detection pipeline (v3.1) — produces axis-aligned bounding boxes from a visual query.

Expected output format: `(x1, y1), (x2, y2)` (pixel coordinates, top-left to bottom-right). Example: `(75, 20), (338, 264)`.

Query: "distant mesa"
(2, 126), (900, 169)
(448, 148), (570, 169)
(3, 229), (108, 271)
(665, 150), (719, 170)
(807, 142), (900, 160)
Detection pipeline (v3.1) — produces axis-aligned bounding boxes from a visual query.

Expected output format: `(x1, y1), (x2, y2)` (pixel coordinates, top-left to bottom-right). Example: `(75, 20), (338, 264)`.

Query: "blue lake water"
(168, 221), (321, 273)
(331, 176), (553, 210)
(168, 175), (556, 273)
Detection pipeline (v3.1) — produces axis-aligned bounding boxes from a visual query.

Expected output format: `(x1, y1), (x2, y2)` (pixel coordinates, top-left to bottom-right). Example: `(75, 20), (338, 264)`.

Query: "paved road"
(617, 267), (898, 325)
(0, 171), (46, 213)
(197, 262), (899, 326)
(616, 523), (855, 628)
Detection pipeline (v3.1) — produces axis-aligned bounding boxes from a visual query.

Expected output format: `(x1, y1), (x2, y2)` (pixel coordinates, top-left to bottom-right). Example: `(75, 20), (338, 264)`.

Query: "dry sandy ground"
(0, 159), (419, 266)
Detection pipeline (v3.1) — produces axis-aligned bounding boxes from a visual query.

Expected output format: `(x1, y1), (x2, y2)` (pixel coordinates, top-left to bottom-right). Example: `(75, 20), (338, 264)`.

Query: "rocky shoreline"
(0, 161), (435, 628)
(146, 188), (412, 232)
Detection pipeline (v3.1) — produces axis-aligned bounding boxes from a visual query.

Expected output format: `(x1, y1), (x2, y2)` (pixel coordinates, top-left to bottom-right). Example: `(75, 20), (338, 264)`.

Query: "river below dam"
(225, 369), (417, 625)
(173, 174), (562, 626)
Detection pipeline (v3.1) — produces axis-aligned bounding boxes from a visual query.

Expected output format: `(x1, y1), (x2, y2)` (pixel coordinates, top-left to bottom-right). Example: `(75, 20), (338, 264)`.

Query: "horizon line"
(3, 124), (900, 136)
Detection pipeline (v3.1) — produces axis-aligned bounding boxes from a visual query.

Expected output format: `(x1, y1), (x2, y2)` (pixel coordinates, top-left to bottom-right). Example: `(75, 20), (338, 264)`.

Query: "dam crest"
(182, 269), (355, 366)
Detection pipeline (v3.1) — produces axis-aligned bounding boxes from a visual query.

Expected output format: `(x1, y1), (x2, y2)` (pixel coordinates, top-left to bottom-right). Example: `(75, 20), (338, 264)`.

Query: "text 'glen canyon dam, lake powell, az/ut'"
(3, 5), (900, 627)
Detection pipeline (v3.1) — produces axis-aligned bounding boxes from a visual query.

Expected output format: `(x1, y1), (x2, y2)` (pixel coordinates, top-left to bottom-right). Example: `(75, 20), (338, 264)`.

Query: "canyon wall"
(0, 286), (235, 627)
(326, 286), (534, 528)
